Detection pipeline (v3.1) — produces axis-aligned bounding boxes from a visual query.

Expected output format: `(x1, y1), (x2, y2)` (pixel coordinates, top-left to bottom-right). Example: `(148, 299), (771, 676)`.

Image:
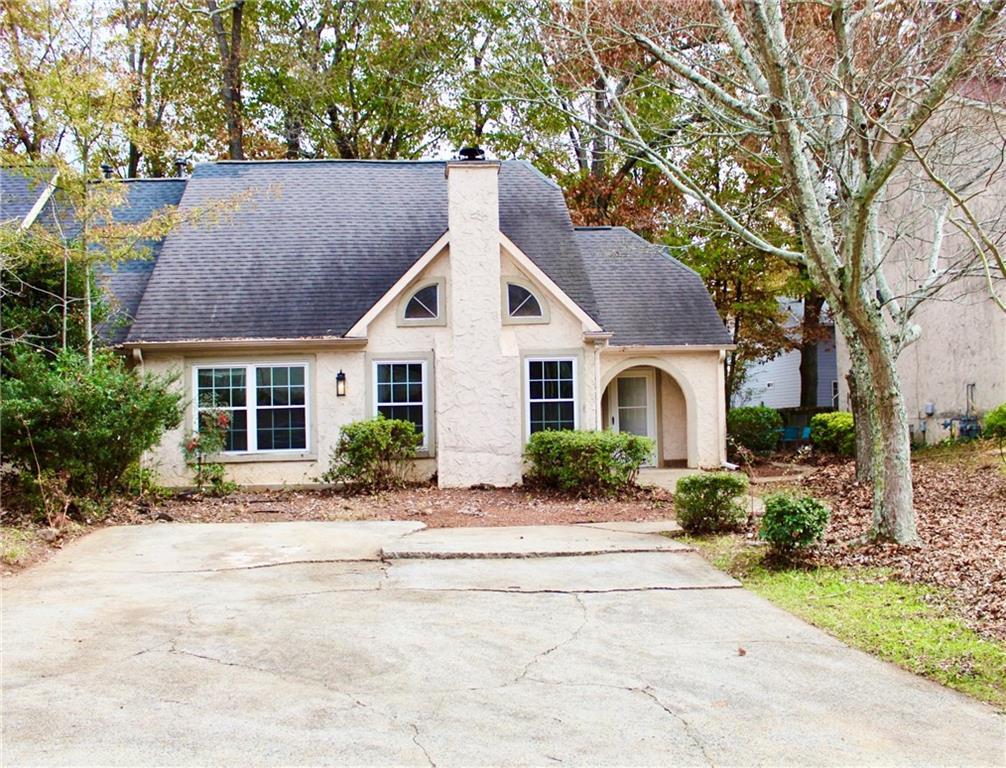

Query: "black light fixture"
(336, 370), (346, 397)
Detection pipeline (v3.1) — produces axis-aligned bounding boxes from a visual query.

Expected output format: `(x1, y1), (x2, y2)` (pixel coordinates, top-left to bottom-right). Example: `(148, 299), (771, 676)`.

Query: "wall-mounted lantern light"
(336, 370), (347, 397)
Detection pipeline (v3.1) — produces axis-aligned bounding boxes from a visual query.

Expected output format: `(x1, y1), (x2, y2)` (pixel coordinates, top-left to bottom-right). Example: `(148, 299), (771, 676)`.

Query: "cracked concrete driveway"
(3, 521), (1003, 767)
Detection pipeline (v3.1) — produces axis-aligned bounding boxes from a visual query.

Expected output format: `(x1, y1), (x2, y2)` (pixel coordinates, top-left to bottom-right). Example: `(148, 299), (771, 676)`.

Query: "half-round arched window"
(507, 282), (544, 319)
(403, 282), (440, 321)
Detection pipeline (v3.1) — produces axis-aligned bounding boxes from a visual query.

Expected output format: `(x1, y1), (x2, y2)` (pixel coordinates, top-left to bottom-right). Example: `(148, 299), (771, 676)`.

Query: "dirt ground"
(129, 484), (675, 528)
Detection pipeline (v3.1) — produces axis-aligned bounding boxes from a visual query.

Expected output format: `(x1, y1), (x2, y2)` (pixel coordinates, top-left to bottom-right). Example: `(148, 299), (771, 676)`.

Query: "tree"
(205, 0), (246, 160)
(511, 0), (1006, 544)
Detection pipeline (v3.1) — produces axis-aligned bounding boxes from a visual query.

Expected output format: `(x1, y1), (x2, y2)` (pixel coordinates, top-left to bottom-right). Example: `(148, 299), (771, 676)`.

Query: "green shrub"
(727, 406), (782, 454)
(984, 403), (1006, 440)
(985, 402), (1006, 463)
(810, 411), (855, 456)
(760, 492), (830, 553)
(321, 417), (422, 492)
(0, 348), (182, 517)
(524, 430), (653, 497)
(674, 472), (748, 533)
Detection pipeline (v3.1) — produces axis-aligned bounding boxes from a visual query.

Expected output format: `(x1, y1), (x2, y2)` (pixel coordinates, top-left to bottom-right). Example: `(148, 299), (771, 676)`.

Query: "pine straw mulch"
(125, 483), (676, 529)
(791, 458), (1006, 641)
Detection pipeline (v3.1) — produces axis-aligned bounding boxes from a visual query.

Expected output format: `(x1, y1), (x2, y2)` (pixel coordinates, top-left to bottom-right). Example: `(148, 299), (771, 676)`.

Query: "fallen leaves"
(798, 459), (1006, 641)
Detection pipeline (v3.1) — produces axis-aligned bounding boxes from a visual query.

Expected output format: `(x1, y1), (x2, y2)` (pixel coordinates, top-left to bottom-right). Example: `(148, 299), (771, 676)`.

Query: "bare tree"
(505, 0), (1006, 544)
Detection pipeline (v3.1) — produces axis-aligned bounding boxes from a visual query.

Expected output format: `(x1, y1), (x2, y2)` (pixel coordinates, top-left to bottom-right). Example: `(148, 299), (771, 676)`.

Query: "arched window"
(403, 283), (439, 320)
(507, 282), (543, 319)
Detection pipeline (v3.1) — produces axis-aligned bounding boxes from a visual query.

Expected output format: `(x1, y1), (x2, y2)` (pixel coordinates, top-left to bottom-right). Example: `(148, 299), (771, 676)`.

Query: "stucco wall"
(836, 285), (1006, 442)
(143, 234), (600, 489)
(658, 371), (688, 462)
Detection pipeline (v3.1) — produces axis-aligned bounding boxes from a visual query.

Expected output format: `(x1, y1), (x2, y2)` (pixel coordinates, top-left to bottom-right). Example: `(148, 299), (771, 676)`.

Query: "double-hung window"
(194, 363), (309, 453)
(526, 357), (578, 435)
(373, 360), (428, 448)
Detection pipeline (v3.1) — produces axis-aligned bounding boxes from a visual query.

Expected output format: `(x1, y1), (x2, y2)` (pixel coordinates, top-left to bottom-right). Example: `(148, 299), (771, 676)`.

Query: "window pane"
(529, 361), (543, 380)
(407, 363), (422, 382)
(408, 383), (422, 402)
(290, 386), (305, 406)
(256, 368), (271, 387)
(290, 367), (304, 386)
(225, 409), (248, 451)
(404, 284), (438, 319)
(508, 283), (543, 317)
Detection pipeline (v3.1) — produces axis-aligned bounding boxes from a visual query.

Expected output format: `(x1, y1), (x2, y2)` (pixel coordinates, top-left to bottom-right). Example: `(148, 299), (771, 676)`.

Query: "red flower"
(216, 412), (230, 428)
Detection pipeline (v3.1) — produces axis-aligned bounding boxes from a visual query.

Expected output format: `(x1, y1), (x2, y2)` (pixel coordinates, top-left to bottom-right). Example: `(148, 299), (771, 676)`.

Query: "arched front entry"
(600, 358), (699, 468)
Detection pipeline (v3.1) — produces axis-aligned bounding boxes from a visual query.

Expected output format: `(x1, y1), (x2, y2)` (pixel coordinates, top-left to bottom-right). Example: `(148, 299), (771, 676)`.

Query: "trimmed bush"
(810, 411), (855, 456)
(674, 472), (748, 533)
(524, 430), (653, 497)
(759, 492), (830, 553)
(0, 348), (182, 516)
(727, 406), (782, 454)
(321, 417), (422, 492)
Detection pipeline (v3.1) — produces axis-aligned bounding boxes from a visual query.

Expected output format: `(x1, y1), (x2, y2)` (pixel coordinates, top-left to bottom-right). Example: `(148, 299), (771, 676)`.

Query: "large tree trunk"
(799, 291), (824, 407)
(847, 310), (918, 544)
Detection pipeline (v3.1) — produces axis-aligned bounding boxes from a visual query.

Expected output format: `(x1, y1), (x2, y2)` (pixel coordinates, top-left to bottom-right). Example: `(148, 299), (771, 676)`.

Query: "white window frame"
(192, 362), (311, 455)
(372, 359), (430, 450)
(502, 278), (550, 325)
(397, 278), (446, 327)
(524, 356), (579, 438)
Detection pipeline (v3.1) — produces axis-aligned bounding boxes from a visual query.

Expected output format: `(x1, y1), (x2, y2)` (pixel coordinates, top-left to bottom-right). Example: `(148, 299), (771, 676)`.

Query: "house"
(733, 299), (838, 411)
(3, 156), (733, 488)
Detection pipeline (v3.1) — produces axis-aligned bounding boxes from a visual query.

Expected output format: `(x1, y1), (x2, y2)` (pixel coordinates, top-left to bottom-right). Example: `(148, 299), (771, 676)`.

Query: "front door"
(610, 371), (658, 465)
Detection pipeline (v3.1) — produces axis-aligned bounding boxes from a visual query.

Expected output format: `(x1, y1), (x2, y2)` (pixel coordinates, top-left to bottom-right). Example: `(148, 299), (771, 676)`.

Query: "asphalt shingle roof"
(127, 159), (604, 343)
(574, 226), (732, 347)
(97, 179), (187, 344)
(5, 159), (725, 348)
(1, 167), (53, 226)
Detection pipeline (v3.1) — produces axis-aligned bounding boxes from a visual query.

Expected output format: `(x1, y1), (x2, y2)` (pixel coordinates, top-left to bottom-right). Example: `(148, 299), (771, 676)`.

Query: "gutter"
(604, 344), (738, 353)
(122, 336), (369, 353)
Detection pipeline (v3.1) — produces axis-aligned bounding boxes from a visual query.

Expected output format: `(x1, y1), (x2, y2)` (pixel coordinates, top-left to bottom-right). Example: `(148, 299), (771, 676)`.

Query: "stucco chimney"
(437, 156), (522, 487)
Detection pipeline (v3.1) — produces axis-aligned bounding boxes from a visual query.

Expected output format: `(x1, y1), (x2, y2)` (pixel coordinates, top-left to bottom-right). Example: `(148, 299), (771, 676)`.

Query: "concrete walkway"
(3, 522), (1002, 767)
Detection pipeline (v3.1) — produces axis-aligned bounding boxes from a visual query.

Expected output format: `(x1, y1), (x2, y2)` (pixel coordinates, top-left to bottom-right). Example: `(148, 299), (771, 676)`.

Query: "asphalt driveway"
(3, 521), (1003, 767)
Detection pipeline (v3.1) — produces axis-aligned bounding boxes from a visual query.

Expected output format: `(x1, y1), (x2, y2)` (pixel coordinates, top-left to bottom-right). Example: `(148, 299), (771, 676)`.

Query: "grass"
(684, 533), (1006, 710)
(1, 526), (35, 567)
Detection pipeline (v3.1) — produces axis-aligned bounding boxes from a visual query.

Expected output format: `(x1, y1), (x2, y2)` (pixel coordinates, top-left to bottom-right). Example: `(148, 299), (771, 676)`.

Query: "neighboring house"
(733, 299), (838, 410)
(3, 157), (733, 488)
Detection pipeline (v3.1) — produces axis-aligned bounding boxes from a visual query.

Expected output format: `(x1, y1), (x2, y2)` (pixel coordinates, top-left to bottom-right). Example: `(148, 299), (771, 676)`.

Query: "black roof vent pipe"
(458, 146), (485, 162)
(100, 163), (114, 179)
(174, 157), (188, 177)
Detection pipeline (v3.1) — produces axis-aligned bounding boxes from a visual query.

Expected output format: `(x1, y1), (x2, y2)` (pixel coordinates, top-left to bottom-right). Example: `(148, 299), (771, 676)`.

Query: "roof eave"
(122, 336), (368, 352)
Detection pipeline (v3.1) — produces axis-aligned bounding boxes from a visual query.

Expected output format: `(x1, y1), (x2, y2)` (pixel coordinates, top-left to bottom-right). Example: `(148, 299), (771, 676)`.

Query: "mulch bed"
(125, 484), (676, 529)
(794, 459), (1006, 641)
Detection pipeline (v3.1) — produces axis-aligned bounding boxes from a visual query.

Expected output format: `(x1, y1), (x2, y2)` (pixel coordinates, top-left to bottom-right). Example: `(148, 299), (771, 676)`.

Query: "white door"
(610, 371), (658, 465)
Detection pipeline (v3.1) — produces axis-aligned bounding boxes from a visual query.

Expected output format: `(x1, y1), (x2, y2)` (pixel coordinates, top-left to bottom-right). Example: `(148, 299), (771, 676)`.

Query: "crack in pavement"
(409, 723), (437, 767)
(636, 686), (715, 768)
(513, 594), (589, 684)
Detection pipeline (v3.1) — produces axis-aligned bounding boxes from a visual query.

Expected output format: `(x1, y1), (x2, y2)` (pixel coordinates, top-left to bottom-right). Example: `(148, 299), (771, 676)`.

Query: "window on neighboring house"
(507, 282), (544, 319)
(374, 361), (428, 447)
(832, 380), (840, 410)
(195, 363), (308, 453)
(403, 283), (439, 321)
(526, 358), (577, 435)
